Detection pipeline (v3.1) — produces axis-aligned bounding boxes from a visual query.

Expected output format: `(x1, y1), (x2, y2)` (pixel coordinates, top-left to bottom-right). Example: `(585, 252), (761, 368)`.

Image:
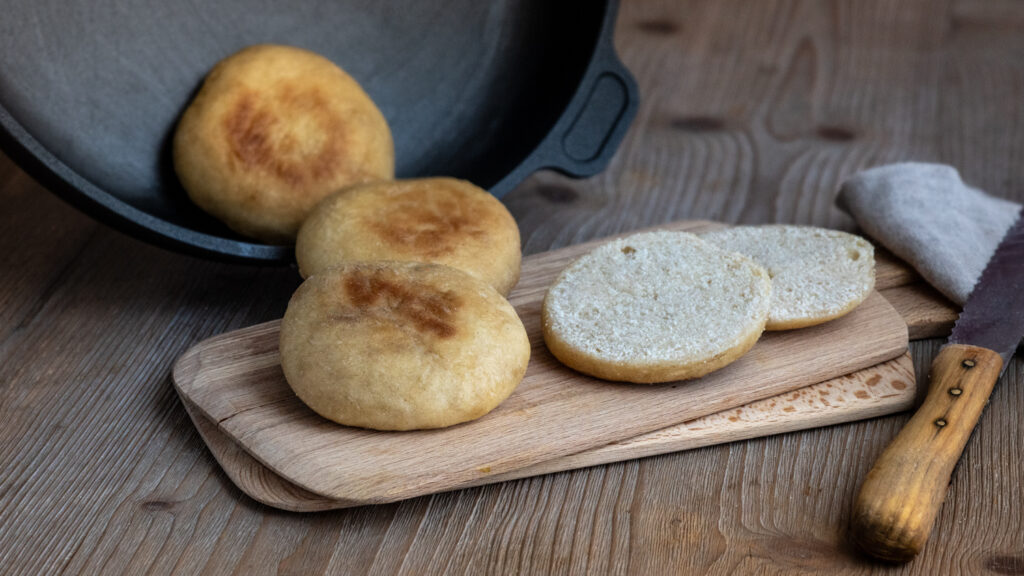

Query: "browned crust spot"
(369, 192), (490, 257)
(342, 269), (461, 339)
(222, 85), (346, 188)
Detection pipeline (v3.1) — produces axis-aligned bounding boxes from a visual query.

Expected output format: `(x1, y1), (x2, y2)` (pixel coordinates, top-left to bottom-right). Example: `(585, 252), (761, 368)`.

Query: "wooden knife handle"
(851, 343), (1003, 562)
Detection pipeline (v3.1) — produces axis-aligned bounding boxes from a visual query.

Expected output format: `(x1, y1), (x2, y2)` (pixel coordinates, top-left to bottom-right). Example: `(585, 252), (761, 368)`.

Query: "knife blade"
(851, 210), (1024, 563)
(949, 213), (1024, 368)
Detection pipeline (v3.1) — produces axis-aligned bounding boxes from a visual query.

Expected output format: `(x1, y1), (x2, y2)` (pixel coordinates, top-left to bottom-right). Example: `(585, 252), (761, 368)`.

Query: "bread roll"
(174, 44), (394, 243)
(296, 178), (521, 294)
(280, 261), (530, 430)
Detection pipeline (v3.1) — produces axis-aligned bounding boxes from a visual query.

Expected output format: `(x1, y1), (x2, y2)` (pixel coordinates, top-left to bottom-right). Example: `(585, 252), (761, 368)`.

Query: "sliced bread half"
(541, 230), (772, 383)
(701, 225), (875, 330)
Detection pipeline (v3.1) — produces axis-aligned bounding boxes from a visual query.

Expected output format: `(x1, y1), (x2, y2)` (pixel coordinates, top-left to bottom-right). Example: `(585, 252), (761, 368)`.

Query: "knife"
(851, 211), (1024, 562)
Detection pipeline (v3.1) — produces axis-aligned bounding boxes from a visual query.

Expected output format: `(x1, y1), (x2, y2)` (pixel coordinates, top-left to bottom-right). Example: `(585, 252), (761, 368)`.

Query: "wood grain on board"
(173, 220), (909, 505)
(175, 294), (905, 505)
(182, 352), (916, 512)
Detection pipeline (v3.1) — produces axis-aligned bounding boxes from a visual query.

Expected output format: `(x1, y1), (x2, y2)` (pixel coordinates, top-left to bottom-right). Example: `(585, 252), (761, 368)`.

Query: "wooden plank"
(0, 155), (97, 347)
(874, 248), (922, 290)
(872, 247), (960, 339)
(881, 283), (960, 340)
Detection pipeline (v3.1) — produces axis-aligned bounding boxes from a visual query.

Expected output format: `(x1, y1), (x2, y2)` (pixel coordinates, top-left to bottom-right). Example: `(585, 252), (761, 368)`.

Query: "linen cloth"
(837, 163), (1022, 306)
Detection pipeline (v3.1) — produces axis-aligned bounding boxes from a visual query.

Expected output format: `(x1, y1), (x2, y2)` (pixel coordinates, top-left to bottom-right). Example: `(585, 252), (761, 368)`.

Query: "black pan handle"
(489, 45), (639, 198)
(541, 51), (639, 178)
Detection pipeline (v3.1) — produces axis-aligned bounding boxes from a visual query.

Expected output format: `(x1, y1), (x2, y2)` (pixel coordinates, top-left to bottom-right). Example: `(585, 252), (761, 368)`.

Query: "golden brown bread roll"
(173, 44), (394, 243)
(296, 177), (521, 295)
(279, 261), (530, 431)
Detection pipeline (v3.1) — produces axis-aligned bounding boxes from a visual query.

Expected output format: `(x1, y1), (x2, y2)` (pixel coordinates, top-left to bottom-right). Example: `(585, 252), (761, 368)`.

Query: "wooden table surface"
(2, 1), (1023, 574)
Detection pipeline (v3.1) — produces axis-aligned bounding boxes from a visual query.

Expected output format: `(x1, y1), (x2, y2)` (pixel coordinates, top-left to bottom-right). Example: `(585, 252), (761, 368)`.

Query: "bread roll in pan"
(0, 0), (638, 262)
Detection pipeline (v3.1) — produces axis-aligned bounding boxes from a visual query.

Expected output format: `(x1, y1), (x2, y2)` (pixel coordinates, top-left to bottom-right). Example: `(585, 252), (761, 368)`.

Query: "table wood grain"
(2, 0), (1023, 574)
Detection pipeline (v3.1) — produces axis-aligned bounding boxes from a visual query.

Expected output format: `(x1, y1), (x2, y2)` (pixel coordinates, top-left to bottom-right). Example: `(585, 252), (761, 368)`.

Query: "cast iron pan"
(0, 0), (638, 263)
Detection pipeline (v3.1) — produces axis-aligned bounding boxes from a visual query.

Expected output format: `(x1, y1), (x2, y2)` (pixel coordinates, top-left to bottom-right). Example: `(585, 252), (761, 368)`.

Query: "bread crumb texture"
(701, 225), (875, 330)
(542, 231), (771, 382)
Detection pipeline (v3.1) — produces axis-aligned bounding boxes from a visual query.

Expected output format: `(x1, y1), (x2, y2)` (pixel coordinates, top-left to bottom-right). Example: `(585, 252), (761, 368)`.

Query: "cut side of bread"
(701, 225), (875, 330)
(541, 231), (772, 384)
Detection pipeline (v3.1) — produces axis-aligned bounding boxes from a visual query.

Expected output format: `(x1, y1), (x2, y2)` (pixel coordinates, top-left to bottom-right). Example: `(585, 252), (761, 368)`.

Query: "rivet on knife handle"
(850, 343), (1002, 562)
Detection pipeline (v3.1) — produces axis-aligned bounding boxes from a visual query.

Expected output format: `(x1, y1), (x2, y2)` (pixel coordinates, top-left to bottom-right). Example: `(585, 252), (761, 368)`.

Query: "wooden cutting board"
(175, 228), (952, 513)
(181, 352), (915, 512)
(173, 221), (911, 506)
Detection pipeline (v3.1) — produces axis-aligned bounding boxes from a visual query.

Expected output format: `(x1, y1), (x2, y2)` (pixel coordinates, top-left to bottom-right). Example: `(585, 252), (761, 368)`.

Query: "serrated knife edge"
(949, 209), (1024, 373)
